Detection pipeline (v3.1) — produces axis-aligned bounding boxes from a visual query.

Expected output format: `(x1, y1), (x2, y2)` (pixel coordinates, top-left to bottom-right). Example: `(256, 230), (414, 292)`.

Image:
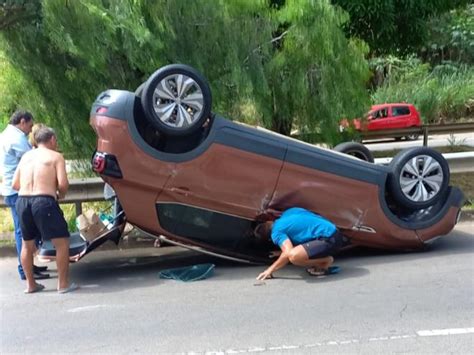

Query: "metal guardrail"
(361, 122), (474, 146)
(1, 152), (472, 211)
(0, 178), (105, 214)
(374, 152), (474, 173)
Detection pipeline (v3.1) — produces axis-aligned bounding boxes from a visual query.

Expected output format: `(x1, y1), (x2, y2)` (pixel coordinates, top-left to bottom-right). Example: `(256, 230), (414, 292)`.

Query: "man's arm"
(12, 161), (21, 191)
(56, 155), (69, 199)
(256, 239), (293, 280)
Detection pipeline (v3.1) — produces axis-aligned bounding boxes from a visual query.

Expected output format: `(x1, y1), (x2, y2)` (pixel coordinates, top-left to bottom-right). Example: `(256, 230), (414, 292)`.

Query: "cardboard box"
(76, 209), (106, 241)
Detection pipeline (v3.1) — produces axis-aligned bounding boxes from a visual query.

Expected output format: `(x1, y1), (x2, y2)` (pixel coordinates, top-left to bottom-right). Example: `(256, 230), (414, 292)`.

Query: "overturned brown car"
(42, 64), (465, 263)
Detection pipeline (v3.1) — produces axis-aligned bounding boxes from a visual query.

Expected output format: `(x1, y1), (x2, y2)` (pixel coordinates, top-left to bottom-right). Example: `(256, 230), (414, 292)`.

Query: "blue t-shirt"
(271, 207), (336, 247)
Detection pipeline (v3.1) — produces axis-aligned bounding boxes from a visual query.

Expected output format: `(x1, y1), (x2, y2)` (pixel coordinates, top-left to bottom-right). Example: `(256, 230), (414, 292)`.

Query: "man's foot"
(33, 265), (48, 272)
(58, 282), (79, 294)
(24, 283), (45, 294)
(307, 266), (340, 276)
(306, 267), (327, 276)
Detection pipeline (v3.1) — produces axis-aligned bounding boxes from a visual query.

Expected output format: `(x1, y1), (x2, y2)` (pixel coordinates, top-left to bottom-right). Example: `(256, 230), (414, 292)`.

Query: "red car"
(344, 103), (422, 140)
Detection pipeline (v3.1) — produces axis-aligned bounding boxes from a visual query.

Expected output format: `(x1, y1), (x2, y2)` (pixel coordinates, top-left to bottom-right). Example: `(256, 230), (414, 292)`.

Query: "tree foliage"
(332, 0), (470, 55)
(0, 0), (370, 156)
(422, 3), (474, 64)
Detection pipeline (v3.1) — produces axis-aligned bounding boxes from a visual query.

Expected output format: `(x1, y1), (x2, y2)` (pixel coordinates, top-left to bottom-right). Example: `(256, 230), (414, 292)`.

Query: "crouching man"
(255, 207), (346, 280)
(12, 126), (78, 294)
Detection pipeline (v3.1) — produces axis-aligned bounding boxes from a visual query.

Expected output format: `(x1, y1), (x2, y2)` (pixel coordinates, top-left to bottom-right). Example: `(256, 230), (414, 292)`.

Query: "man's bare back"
(14, 147), (68, 199)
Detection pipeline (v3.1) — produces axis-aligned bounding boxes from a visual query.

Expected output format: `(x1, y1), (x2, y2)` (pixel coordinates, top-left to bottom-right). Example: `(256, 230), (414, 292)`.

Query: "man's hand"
(256, 269), (273, 281)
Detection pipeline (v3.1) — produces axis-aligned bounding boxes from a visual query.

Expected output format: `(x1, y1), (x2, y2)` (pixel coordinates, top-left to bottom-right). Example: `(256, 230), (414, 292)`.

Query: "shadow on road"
(57, 228), (472, 294)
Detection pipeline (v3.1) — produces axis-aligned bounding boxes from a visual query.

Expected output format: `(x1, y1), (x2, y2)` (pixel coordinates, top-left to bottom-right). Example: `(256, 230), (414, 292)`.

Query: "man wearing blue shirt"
(255, 207), (345, 280)
(1, 111), (49, 280)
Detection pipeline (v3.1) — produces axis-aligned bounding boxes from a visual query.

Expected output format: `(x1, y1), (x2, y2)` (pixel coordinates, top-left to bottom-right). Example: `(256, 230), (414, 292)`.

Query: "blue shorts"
(16, 195), (70, 241)
(302, 230), (345, 259)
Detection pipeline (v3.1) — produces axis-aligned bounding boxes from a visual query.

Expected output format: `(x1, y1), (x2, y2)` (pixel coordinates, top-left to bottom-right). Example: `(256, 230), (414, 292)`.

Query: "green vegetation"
(451, 173), (474, 210)
(371, 61), (474, 124)
(0, 200), (113, 235)
(0, 0), (472, 154)
(332, 0), (470, 56)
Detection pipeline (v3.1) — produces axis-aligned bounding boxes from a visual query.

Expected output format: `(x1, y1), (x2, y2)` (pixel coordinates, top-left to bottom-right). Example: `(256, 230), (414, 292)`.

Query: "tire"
(141, 64), (212, 136)
(388, 147), (449, 210)
(404, 133), (419, 141)
(333, 142), (374, 163)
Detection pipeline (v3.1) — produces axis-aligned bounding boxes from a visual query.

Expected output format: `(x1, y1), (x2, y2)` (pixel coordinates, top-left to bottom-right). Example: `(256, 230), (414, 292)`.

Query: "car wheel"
(388, 147), (449, 210)
(333, 142), (374, 163)
(404, 133), (419, 141)
(141, 64), (212, 136)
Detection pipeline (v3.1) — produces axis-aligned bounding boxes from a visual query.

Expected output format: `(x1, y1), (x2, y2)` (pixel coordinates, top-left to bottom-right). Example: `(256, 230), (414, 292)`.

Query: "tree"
(250, 0), (370, 142)
(0, 0), (370, 157)
(0, 0), (40, 31)
(332, 0), (470, 55)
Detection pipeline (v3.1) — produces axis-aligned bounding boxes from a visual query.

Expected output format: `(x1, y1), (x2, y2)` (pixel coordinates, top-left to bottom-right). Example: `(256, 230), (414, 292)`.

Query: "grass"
(372, 63), (474, 124)
(451, 173), (474, 209)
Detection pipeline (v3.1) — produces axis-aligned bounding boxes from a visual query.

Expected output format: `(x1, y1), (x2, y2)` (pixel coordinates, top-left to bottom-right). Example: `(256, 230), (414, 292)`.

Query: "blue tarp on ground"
(159, 263), (215, 282)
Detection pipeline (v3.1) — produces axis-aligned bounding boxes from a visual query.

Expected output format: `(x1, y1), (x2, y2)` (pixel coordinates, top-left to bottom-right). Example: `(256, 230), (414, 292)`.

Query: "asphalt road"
(1, 222), (473, 354)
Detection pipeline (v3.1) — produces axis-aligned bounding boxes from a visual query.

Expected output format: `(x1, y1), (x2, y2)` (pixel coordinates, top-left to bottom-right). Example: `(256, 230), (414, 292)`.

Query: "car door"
(391, 106), (412, 128)
(156, 119), (286, 255)
(160, 120), (287, 220)
(367, 107), (390, 130)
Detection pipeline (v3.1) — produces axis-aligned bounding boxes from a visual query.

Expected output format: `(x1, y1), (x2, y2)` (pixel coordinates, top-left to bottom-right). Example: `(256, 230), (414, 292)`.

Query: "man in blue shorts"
(255, 207), (346, 280)
(13, 126), (78, 294)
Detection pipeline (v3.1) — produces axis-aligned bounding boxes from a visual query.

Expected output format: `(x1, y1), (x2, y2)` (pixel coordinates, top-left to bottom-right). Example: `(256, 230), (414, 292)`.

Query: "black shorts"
(15, 195), (70, 241)
(302, 230), (345, 259)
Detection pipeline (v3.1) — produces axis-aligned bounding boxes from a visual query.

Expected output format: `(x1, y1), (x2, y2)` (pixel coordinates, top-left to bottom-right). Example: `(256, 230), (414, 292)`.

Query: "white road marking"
(417, 327), (474, 336)
(67, 304), (109, 313)
(191, 326), (473, 354)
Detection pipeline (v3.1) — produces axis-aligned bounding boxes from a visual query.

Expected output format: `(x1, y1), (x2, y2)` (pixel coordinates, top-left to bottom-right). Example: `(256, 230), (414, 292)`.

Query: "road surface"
(1, 223), (473, 354)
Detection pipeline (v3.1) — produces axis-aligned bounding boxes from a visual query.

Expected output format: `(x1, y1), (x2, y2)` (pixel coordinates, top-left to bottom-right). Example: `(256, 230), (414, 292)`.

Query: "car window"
(372, 108), (388, 119)
(157, 203), (253, 249)
(392, 106), (410, 116)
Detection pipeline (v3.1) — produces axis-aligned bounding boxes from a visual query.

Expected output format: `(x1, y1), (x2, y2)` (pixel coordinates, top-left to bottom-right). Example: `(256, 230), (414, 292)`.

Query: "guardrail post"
(75, 202), (82, 217)
(423, 127), (428, 147)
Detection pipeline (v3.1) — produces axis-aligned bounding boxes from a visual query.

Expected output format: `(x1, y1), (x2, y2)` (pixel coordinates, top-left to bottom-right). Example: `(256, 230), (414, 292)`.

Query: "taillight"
(92, 152), (122, 178)
(92, 153), (106, 173)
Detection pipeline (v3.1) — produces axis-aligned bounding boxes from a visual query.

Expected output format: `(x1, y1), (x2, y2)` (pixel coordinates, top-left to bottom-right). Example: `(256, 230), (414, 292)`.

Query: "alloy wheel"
(152, 74), (204, 129)
(399, 155), (443, 202)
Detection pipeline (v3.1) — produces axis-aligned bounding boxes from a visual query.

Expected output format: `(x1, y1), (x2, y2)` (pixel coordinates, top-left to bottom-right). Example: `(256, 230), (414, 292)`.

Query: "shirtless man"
(12, 126), (78, 294)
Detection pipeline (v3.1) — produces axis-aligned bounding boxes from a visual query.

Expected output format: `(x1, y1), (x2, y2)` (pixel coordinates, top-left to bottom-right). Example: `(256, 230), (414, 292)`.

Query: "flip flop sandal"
(306, 267), (326, 276)
(24, 283), (45, 294)
(58, 282), (79, 294)
(307, 266), (341, 276)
